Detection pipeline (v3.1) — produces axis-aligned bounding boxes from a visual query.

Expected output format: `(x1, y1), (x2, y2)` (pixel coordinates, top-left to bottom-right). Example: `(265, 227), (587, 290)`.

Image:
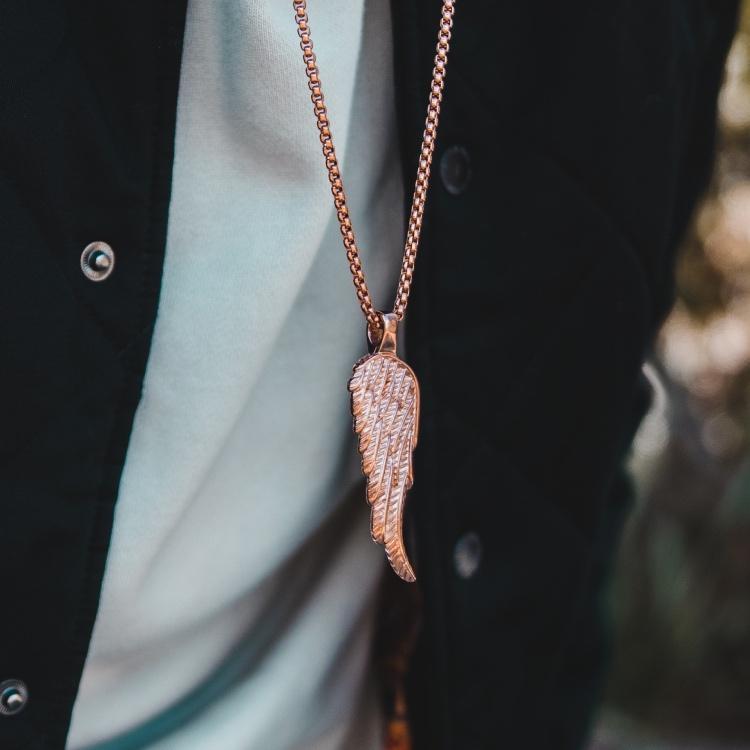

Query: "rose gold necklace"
(293, 0), (455, 583)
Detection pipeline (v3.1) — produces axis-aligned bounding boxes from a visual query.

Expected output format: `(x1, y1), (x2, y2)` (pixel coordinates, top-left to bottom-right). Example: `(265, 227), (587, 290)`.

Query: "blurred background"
(589, 3), (750, 749)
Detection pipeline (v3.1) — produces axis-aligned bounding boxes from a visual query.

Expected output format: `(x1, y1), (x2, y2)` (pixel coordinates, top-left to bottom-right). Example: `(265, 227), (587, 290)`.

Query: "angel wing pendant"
(348, 313), (419, 582)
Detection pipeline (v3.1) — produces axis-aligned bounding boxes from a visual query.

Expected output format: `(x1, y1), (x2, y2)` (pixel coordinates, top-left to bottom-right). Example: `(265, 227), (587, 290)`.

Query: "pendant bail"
(367, 312), (399, 355)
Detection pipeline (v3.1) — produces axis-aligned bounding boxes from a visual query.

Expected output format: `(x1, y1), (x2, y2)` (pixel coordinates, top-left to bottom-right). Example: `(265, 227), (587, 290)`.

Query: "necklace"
(293, 1), (456, 582)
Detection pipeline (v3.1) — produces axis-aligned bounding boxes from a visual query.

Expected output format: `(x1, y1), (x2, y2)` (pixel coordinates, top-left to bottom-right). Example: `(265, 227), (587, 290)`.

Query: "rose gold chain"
(293, 0), (455, 340)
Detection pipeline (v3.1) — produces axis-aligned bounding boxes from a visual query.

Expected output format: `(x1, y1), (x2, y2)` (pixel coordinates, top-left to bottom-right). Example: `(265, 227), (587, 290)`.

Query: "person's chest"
(65, 2), (407, 749)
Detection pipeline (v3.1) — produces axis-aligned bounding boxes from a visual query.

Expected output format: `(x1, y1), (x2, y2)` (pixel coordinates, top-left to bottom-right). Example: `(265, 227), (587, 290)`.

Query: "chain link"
(293, 0), (455, 340)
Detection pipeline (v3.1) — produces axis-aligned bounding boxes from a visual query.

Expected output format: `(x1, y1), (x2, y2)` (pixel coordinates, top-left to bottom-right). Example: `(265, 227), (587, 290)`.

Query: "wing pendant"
(349, 328), (420, 583)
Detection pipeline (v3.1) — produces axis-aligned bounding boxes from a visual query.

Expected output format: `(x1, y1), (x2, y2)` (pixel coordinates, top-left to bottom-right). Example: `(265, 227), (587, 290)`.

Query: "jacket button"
(80, 241), (115, 281)
(0, 679), (29, 716)
(440, 145), (472, 195)
(453, 532), (482, 579)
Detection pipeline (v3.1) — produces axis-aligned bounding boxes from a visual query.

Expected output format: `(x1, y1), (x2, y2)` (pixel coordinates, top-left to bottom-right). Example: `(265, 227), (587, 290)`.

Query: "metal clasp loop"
(367, 312), (399, 355)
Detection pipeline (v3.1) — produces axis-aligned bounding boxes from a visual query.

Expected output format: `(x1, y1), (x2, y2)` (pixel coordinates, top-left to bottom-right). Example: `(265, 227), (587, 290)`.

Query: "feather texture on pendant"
(349, 351), (419, 582)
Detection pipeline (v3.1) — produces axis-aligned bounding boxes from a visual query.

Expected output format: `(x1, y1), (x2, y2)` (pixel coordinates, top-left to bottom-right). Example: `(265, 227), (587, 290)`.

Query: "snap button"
(453, 532), (482, 579)
(440, 145), (472, 196)
(0, 679), (29, 716)
(80, 241), (115, 281)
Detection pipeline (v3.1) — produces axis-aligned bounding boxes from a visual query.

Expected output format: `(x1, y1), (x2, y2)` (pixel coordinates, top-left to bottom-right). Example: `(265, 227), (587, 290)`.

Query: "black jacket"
(0, 2), (739, 749)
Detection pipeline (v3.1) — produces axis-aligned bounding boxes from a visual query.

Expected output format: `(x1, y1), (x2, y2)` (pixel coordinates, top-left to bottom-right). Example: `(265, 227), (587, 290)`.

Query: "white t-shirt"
(66, 1), (403, 748)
